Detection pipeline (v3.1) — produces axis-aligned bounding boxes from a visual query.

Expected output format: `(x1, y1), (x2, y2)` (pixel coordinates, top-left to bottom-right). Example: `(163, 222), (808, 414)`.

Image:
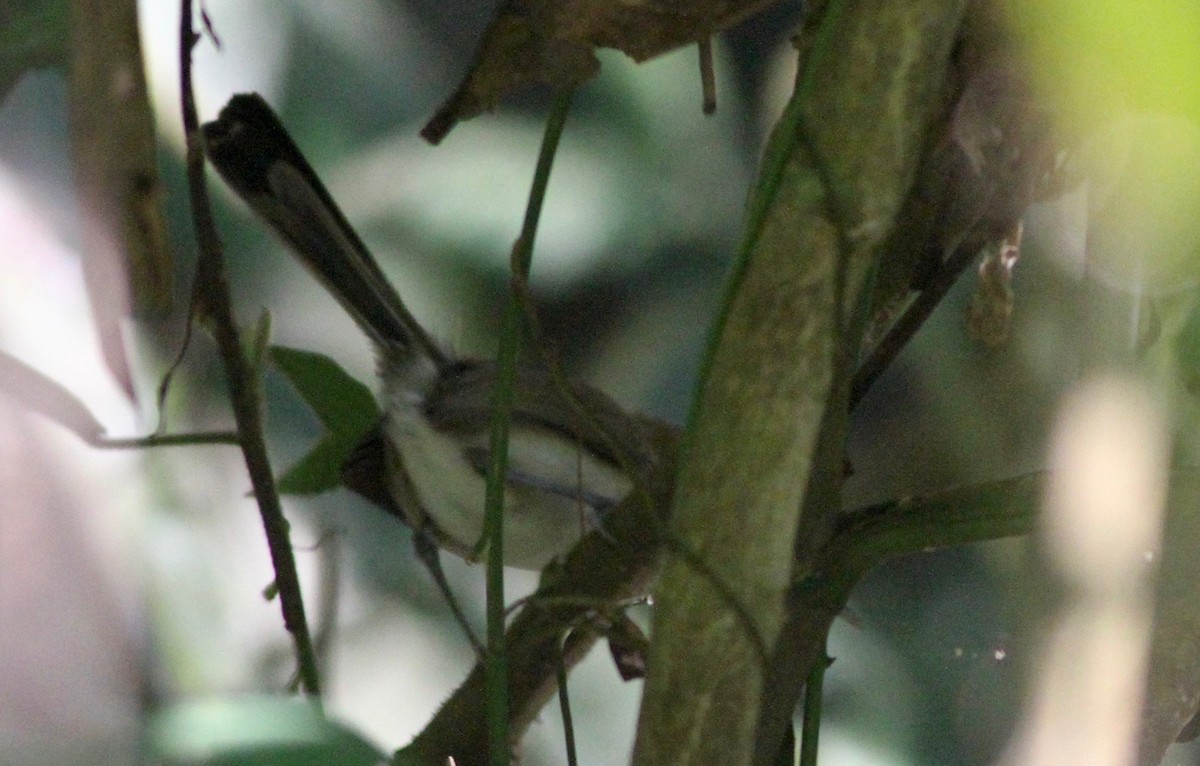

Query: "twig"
(797, 651), (830, 766)
(817, 472), (1041, 590)
(556, 639), (580, 766)
(698, 37), (717, 115)
(92, 431), (239, 449)
(849, 240), (980, 411)
(481, 87), (574, 766)
(178, 0), (320, 696)
(0, 347), (240, 449)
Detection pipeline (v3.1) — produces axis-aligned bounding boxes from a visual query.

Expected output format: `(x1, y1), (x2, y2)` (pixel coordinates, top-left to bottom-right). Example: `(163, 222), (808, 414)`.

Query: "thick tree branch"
(628, 2), (971, 765)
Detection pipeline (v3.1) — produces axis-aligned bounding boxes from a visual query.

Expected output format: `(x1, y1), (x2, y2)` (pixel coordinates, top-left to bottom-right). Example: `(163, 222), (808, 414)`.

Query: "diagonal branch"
(177, 0), (320, 696)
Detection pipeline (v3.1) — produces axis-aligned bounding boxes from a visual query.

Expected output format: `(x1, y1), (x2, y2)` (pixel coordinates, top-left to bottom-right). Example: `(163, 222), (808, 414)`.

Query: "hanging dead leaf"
(605, 612), (650, 681)
(966, 223), (1021, 347)
(421, 0), (782, 143)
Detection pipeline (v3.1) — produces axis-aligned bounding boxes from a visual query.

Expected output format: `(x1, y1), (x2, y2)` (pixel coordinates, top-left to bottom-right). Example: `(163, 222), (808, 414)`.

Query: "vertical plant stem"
(483, 88), (573, 765)
(178, 0), (320, 696)
(557, 641), (580, 766)
(797, 651), (829, 766)
(698, 37), (717, 115)
(484, 297), (516, 765)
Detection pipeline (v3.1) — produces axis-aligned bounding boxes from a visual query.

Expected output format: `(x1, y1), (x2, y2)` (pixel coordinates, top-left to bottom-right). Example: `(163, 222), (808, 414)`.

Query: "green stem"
(483, 88), (573, 766)
(91, 431), (240, 449)
(484, 295), (517, 765)
(557, 640), (580, 766)
(798, 651), (830, 766)
(814, 473), (1042, 601)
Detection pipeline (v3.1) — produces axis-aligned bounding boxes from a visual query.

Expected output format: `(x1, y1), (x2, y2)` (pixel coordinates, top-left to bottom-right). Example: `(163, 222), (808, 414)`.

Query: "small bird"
(202, 94), (665, 571)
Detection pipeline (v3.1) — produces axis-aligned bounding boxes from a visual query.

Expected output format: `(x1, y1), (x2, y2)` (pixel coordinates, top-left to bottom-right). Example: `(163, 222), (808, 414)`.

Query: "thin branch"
(816, 472), (1041, 593)
(178, 0), (320, 696)
(849, 238), (980, 411)
(754, 472), (1040, 766)
(798, 651), (830, 766)
(0, 348), (239, 449)
(698, 37), (716, 115)
(92, 431), (240, 449)
(480, 87), (574, 766)
(556, 640), (580, 766)
(154, 266), (202, 435)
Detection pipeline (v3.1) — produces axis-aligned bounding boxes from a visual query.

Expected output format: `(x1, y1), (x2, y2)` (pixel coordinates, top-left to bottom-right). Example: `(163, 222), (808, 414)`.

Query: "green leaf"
(277, 436), (359, 495)
(1175, 295), (1200, 395)
(270, 346), (379, 494)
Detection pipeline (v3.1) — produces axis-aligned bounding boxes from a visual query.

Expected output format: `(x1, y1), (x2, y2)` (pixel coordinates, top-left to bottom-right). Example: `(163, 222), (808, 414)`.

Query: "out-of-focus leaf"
(1137, 474), (1200, 762)
(0, 349), (106, 443)
(1007, 0), (1200, 135)
(270, 346), (379, 495)
(277, 436), (361, 496)
(1174, 298), (1200, 395)
(270, 346), (378, 435)
(1078, 114), (1200, 296)
(421, 0), (782, 142)
(0, 0), (69, 101)
(142, 696), (384, 766)
(69, 0), (172, 398)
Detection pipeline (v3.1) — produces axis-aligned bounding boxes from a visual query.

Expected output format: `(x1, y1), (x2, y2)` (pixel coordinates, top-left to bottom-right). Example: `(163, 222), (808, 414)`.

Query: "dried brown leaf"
(422, 0), (782, 143)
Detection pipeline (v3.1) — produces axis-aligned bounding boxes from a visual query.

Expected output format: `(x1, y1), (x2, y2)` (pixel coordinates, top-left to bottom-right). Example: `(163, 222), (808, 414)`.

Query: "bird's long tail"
(202, 93), (447, 370)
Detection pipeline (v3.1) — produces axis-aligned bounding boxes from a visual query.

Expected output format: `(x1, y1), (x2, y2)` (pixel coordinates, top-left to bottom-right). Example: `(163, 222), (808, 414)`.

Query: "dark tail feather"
(203, 94), (447, 369)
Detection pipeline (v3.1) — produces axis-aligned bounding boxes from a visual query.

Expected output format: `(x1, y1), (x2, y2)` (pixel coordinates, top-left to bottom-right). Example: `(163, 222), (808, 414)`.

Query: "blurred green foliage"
(0, 0), (68, 102)
(143, 696), (383, 765)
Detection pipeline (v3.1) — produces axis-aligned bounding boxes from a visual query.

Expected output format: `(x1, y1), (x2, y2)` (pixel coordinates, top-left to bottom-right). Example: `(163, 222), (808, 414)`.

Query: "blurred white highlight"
(1000, 376), (1167, 766)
